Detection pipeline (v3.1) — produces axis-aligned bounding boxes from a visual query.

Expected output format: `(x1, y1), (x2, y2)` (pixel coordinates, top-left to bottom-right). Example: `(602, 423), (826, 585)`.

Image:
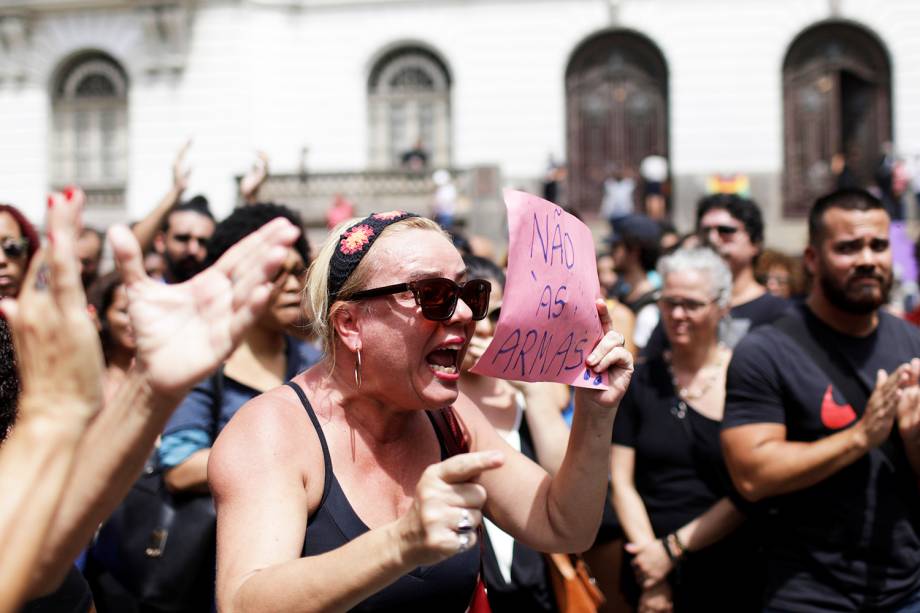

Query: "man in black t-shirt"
(643, 195), (787, 357)
(722, 188), (920, 612)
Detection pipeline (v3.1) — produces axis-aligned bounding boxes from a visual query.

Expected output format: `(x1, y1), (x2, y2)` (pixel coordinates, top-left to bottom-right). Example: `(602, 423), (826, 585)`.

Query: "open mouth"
(426, 344), (462, 379)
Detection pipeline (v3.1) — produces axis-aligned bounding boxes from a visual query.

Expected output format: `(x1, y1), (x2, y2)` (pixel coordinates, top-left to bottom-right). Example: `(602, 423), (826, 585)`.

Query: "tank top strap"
(285, 381), (332, 509)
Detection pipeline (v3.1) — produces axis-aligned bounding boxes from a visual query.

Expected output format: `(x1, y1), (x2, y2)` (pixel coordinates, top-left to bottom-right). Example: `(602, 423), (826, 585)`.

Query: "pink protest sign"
(470, 189), (609, 389)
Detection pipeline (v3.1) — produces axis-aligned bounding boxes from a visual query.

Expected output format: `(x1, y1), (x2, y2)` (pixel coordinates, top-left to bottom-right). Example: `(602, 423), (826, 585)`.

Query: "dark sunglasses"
(1, 237), (29, 259)
(488, 306), (502, 325)
(351, 277), (492, 321)
(699, 224), (740, 237)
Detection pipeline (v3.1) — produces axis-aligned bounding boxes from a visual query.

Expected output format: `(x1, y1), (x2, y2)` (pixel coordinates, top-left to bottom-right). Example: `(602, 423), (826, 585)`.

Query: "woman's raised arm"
(461, 299), (634, 554)
(0, 190), (104, 610)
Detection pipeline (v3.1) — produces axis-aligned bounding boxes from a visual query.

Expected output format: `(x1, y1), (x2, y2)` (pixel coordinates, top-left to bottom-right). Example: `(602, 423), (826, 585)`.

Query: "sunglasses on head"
(699, 224), (740, 237)
(1, 237), (29, 259)
(350, 277), (492, 321)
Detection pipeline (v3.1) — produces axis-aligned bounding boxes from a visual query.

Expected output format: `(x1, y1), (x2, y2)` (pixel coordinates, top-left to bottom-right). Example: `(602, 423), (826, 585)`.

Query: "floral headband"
(327, 210), (419, 305)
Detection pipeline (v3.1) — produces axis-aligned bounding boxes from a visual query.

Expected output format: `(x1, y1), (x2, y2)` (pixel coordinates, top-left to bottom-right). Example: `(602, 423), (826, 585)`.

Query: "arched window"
(566, 30), (668, 216)
(51, 52), (128, 196)
(782, 22), (891, 215)
(368, 47), (451, 169)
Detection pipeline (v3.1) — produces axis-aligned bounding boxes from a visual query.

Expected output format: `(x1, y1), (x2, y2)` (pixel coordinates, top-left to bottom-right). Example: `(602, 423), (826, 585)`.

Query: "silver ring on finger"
(457, 532), (473, 552)
(456, 509), (474, 534)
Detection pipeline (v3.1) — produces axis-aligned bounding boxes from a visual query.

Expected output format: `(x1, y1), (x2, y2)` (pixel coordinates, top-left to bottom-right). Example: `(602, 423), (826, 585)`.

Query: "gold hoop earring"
(354, 348), (362, 388)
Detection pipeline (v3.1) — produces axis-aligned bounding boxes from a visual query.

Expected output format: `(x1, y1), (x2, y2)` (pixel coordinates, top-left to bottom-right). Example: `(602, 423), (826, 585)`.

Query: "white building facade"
(2, 0), (920, 248)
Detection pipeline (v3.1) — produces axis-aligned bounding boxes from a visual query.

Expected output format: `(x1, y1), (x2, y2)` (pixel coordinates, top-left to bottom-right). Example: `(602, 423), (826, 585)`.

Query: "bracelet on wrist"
(668, 532), (686, 558)
(660, 536), (677, 563)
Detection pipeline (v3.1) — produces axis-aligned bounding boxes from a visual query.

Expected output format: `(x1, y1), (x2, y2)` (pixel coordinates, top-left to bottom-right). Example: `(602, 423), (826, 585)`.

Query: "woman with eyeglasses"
(0, 203), (41, 299)
(209, 211), (633, 612)
(611, 247), (759, 613)
(457, 254), (571, 612)
(88, 272), (137, 404)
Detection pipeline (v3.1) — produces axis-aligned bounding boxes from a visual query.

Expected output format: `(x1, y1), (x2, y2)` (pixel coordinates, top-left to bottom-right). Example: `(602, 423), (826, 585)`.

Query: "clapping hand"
(858, 367), (907, 449)
(107, 217), (299, 400)
(0, 187), (106, 613)
(897, 358), (920, 443)
(0, 188), (103, 424)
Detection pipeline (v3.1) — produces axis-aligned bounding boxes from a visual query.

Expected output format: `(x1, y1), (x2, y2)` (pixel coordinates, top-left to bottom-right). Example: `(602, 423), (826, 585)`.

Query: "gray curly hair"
(657, 246), (733, 308)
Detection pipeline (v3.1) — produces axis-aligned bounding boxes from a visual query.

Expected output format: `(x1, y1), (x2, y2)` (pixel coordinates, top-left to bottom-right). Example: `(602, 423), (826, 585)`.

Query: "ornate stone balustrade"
(246, 165), (506, 246)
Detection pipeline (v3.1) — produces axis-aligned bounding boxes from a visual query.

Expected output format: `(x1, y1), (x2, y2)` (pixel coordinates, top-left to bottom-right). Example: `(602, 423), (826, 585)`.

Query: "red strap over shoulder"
(431, 407), (470, 456)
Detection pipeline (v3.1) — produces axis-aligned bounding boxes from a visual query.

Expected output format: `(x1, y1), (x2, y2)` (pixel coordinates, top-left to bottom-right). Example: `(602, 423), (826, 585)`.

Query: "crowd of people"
(0, 145), (919, 613)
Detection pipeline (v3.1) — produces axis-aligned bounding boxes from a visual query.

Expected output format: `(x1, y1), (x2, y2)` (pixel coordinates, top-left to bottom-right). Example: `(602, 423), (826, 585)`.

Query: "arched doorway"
(367, 45), (452, 170)
(782, 22), (891, 215)
(565, 30), (668, 217)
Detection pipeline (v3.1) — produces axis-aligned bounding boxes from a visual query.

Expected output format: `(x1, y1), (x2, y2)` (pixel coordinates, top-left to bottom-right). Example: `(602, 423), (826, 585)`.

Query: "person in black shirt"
(643, 194), (787, 357)
(612, 247), (760, 612)
(722, 188), (920, 612)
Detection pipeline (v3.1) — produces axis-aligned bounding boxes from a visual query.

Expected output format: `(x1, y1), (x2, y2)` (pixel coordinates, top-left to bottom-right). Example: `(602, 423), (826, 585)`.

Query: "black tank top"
(288, 382), (480, 612)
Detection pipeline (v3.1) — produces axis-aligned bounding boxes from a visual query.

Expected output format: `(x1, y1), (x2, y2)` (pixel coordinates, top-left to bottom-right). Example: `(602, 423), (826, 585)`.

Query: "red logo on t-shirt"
(820, 384), (857, 429)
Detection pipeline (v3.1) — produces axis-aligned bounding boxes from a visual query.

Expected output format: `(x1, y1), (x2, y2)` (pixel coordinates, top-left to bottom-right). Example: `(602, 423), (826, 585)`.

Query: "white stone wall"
(2, 0), (920, 249)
